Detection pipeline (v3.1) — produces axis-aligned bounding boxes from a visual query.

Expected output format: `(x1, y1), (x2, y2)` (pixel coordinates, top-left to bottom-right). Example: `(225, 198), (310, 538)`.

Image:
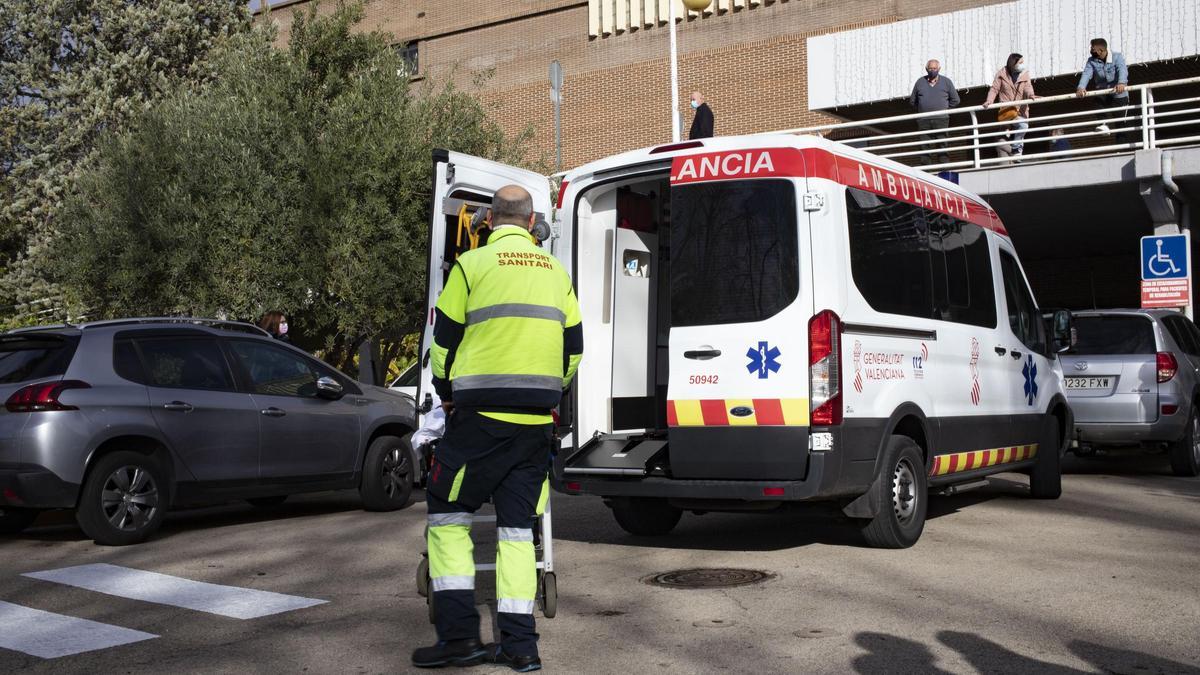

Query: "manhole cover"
(643, 568), (775, 589)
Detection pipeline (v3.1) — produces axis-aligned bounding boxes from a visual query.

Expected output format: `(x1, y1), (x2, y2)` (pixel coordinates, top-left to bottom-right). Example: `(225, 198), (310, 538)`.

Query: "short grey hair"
(492, 185), (533, 226)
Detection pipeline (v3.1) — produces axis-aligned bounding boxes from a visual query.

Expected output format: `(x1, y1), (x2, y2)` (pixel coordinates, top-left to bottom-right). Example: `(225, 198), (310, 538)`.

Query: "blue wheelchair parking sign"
(1141, 234), (1189, 281)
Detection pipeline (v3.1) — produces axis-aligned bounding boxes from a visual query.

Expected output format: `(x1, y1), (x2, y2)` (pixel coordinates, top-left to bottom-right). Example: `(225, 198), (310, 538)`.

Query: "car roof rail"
(4, 323), (78, 335)
(78, 317), (272, 337)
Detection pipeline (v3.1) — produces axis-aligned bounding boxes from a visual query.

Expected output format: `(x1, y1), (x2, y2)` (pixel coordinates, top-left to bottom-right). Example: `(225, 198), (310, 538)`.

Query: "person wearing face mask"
(982, 53), (1037, 160)
(688, 91), (714, 140)
(909, 59), (961, 166)
(1076, 38), (1130, 140)
(258, 311), (291, 343)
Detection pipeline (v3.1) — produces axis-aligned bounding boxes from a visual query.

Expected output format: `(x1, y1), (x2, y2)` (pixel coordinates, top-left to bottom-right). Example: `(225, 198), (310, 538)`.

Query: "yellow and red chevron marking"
(930, 444), (1039, 477)
(667, 398), (809, 427)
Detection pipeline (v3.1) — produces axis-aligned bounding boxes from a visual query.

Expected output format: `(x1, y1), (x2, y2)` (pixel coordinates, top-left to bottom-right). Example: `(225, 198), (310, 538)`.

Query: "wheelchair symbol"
(1147, 239), (1182, 277)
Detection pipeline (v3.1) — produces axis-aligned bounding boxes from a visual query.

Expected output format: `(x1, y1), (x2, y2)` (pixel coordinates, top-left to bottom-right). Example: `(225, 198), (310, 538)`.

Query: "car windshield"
(0, 334), (80, 384)
(1070, 316), (1156, 355)
(391, 362), (419, 388)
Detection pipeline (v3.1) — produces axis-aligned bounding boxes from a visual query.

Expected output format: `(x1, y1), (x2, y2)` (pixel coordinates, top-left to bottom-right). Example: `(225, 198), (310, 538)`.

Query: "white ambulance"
(419, 134), (1074, 548)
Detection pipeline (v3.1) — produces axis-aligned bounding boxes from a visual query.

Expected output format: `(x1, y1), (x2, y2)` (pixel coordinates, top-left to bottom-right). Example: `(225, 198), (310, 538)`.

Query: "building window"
(397, 42), (419, 76)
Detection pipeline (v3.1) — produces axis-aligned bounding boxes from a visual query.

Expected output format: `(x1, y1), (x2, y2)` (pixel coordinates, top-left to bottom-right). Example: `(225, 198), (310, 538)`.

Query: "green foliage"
(0, 0), (252, 322)
(52, 1), (536, 373)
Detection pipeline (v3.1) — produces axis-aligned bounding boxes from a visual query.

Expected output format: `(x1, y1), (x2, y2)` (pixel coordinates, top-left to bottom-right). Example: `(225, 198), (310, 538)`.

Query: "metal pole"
(554, 94), (563, 172)
(969, 111), (981, 169)
(668, 0), (681, 142)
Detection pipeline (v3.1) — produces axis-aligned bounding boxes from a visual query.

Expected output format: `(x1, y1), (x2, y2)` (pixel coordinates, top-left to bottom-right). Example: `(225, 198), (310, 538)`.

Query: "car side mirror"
(316, 376), (345, 400)
(1051, 309), (1075, 353)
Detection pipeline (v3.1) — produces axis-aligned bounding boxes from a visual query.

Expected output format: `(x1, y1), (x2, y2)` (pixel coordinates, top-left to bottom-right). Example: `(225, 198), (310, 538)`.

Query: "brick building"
(258, 0), (1026, 169)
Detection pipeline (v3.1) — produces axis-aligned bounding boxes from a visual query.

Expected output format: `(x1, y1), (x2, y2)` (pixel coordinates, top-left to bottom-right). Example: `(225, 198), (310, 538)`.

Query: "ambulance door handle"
(684, 349), (722, 360)
(1010, 350), (1023, 360)
(994, 346), (1007, 356)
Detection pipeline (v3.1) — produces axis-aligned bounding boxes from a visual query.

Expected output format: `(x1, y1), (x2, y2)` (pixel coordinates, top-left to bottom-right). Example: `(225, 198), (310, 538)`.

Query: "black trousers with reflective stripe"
(426, 410), (552, 657)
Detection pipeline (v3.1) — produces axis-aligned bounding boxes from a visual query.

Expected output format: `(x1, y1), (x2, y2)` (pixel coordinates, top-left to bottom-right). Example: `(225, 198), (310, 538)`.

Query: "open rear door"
(416, 150), (552, 415)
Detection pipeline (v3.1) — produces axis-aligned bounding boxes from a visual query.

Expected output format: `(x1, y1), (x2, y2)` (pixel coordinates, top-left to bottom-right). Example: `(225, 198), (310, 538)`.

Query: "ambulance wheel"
(1030, 418), (1064, 498)
(416, 556), (430, 598)
(860, 436), (927, 549)
(611, 498), (681, 536)
(1168, 406), (1200, 477)
(540, 572), (557, 619)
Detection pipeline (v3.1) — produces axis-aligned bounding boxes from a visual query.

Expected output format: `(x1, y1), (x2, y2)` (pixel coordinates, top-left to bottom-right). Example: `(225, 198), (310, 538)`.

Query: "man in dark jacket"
(689, 91), (714, 140)
(910, 59), (961, 165)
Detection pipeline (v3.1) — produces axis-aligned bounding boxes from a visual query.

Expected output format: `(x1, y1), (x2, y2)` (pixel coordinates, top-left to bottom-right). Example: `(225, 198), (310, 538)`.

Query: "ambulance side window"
(929, 215), (997, 328)
(999, 252), (1047, 355)
(846, 188), (934, 321)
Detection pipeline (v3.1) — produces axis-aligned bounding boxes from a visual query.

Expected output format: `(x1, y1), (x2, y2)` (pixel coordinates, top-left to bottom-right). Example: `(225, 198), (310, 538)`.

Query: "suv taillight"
(809, 310), (843, 426)
(1157, 352), (1178, 383)
(5, 380), (91, 413)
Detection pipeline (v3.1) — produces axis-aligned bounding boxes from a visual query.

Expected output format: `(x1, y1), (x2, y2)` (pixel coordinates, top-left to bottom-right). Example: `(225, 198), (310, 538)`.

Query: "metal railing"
(774, 76), (1200, 172)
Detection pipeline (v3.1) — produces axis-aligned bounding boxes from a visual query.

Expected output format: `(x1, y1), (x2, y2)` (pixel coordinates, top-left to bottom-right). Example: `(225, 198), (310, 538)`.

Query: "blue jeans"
(1008, 119), (1029, 153)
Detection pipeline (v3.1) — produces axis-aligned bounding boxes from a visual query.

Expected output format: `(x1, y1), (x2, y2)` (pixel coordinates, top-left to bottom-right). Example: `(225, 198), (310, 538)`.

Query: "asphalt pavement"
(1, 452), (1198, 674)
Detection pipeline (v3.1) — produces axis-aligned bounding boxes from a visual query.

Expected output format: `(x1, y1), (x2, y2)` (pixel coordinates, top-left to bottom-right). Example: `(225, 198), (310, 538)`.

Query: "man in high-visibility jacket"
(412, 184), (582, 672)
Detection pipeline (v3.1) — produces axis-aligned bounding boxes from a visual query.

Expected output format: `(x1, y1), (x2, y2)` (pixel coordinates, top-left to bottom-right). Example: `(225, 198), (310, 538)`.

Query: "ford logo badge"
(1074, 361), (1088, 372)
(730, 406), (754, 417)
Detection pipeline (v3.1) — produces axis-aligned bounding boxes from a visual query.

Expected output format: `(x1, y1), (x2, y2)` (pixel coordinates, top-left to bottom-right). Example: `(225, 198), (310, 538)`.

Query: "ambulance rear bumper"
(553, 449), (848, 502)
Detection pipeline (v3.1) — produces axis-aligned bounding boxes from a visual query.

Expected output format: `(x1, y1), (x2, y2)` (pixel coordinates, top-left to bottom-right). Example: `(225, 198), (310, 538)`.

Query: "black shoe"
(484, 644), (542, 672)
(411, 638), (486, 668)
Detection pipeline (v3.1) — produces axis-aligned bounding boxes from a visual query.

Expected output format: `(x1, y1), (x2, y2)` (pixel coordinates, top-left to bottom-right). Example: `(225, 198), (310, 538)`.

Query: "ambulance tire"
(860, 437), (927, 549)
(1029, 418), (1063, 499)
(611, 498), (682, 536)
(1168, 406), (1200, 477)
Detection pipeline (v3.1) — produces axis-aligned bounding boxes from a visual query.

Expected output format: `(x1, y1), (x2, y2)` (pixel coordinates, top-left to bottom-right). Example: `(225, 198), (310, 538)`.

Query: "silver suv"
(1061, 309), (1200, 476)
(0, 319), (418, 545)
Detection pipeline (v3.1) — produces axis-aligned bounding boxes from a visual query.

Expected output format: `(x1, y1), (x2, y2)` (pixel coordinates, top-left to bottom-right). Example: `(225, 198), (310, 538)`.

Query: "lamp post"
(670, 0), (713, 142)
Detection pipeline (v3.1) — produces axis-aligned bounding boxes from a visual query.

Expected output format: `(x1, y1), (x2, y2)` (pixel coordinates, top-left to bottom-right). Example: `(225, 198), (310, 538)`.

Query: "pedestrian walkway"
(1, 564), (326, 659)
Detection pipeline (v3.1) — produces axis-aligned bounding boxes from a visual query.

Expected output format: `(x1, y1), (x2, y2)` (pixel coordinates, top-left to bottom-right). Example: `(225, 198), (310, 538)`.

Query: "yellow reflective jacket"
(431, 226), (583, 416)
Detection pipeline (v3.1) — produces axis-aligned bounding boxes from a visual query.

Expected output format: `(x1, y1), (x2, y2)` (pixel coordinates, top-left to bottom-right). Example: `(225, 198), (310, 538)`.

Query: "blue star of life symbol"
(1022, 355), (1038, 406)
(746, 341), (781, 379)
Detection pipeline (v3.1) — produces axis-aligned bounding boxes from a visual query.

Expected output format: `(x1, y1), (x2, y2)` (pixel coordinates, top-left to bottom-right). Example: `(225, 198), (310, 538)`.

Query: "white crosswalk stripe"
(0, 600), (157, 658)
(22, 563), (327, 620)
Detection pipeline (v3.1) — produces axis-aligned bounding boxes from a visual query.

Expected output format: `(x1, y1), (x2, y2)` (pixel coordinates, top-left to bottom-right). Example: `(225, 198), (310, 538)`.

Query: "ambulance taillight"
(809, 310), (843, 426)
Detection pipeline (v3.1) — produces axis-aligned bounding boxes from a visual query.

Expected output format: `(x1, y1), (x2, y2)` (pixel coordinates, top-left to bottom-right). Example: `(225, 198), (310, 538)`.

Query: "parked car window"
(1162, 315), (1200, 356)
(0, 334), (79, 384)
(671, 179), (799, 327)
(999, 252), (1046, 354)
(135, 337), (235, 391)
(1071, 316), (1156, 355)
(230, 340), (328, 398)
(391, 361), (419, 388)
(113, 338), (147, 384)
(1181, 317), (1200, 356)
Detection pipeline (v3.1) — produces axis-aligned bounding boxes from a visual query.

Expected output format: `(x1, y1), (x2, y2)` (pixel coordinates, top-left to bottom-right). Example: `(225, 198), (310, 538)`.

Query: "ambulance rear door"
(666, 147), (816, 480)
(417, 150), (552, 415)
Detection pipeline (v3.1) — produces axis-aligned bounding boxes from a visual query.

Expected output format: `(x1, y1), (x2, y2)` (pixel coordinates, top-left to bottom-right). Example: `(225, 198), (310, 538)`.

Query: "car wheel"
(1030, 418), (1064, 499)
(76, 451), (168, 546)
(247, 496), (289, 507)
(1169, 406), (1200, 477)
(860, 436), (927, 549)
(610, 497), (681, 536)
(361, 435), (414, 511)
(0, 507), (40, 535)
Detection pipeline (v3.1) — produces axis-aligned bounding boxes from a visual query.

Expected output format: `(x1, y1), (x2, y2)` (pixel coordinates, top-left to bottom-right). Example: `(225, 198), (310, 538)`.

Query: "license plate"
(1065, 376), (1112, 390)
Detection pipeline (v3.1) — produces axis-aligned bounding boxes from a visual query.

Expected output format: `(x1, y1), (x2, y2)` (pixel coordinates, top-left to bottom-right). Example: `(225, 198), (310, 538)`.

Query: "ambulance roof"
(564, 133), (1003, 235)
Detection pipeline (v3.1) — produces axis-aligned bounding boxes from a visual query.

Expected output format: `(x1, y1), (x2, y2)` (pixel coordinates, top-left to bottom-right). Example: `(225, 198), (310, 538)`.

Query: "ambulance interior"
(567, 174), (677, 476)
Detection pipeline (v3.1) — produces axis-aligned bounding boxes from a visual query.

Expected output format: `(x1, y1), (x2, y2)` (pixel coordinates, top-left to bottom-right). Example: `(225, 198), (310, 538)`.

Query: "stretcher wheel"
(540, 572), (557, 619)
(416, 556), (430, 598)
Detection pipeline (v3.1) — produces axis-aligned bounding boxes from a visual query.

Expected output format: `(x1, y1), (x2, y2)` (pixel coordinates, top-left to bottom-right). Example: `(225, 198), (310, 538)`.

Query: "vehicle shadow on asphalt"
(4, 493), (377, 545)
(553, 481), (1021, 552)
(853, 630), (1200, 674)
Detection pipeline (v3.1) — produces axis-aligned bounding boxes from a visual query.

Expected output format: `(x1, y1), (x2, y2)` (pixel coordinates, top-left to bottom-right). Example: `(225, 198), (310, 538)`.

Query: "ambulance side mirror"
(1051, 309), (1075, 354)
